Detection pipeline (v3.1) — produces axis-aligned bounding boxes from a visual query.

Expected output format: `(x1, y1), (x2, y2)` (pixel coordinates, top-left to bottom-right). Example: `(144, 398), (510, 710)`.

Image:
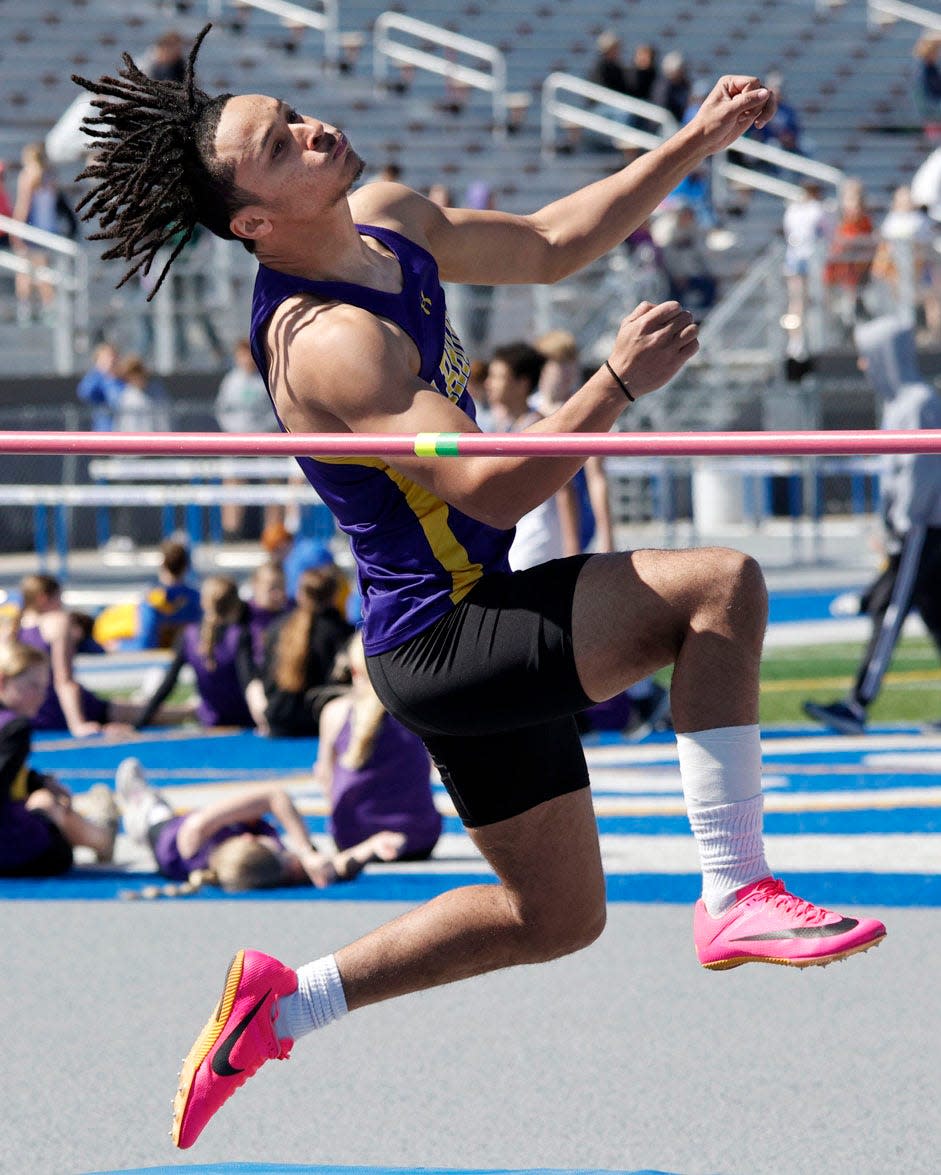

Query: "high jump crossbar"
(2, 430), (941, 458)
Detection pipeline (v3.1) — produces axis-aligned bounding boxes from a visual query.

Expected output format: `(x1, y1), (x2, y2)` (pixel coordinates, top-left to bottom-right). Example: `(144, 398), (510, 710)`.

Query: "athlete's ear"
(230, 208), (272, 243)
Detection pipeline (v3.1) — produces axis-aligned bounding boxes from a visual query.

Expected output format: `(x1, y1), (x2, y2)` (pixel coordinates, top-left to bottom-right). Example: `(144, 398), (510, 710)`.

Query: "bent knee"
(703, 548), (767, 621)
(512, 897), (607, 964)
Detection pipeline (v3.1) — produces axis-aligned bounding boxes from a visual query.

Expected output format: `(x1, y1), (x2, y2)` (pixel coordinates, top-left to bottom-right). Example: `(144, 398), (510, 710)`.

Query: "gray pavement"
(1, 900), (935, 1175)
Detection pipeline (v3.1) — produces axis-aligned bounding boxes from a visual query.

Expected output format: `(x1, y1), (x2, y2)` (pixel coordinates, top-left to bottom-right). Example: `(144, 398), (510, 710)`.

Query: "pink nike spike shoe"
(694, 877), (887, 970)
(172, 948), (297, 1149)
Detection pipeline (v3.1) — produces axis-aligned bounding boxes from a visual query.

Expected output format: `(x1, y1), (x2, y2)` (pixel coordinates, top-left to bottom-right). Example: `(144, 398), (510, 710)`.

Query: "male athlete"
(74, 26), (886, 1149)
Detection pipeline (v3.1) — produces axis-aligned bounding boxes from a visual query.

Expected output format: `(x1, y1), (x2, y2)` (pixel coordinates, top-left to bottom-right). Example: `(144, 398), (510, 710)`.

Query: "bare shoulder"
(265, 294), (419, 432)
(348, 180), (438, 249)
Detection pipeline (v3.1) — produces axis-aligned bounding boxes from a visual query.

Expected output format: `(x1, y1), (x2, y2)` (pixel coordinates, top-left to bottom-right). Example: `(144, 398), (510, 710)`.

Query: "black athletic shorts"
(367, 555), (594, 827)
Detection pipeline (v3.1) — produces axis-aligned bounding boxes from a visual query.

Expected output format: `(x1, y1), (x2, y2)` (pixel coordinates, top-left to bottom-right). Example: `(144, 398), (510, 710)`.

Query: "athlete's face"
(214, 94), (365, 243)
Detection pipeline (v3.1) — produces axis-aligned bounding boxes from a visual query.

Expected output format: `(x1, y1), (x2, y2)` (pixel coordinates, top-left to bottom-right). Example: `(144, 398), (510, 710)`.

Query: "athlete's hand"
(606, 300), (699, 399)
(687, 75), (775, 155)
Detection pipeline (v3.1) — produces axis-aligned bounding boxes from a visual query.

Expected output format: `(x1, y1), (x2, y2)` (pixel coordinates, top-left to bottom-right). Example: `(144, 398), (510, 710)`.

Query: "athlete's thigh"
(570, 548), (694, 702)
(571, 546), (760, 703)
(466, 786), (604, 923)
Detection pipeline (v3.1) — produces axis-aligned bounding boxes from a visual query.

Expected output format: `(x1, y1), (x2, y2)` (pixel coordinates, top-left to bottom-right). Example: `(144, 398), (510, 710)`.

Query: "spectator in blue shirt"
(76, 342), (124, 431)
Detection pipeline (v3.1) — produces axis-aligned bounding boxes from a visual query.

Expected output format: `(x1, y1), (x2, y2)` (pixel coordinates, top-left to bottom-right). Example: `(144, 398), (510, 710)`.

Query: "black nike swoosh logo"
(210, 989), (271, 1077)
(731, 917), (860, 942)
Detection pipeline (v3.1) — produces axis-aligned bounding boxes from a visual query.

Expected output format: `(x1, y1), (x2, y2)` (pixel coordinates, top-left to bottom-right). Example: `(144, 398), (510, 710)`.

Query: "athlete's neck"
(257, 202), (394, 288)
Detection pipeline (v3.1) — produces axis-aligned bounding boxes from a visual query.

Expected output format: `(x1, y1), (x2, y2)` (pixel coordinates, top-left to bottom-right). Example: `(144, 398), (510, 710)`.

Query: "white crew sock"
(675, 724), (770, 916)
(274, 955), (348, 1043)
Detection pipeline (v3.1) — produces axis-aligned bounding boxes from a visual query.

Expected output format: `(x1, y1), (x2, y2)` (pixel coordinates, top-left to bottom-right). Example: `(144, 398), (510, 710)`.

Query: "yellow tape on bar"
(414, 432), (461, 456)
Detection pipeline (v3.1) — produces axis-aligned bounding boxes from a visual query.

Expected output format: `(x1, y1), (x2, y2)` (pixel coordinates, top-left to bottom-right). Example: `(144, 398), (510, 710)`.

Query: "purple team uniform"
(150, 814), (282, 882)
(0, 706), (72, 876)
(329, 709), (441, 857)
(18, 624), (110, 731)
(249, 225), (513, 657)
(135, 621), (255, 729)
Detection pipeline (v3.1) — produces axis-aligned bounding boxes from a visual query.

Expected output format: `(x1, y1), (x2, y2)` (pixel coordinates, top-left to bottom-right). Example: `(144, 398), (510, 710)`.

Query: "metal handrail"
(868, 0), (941, 33)
(0, 213), (89, 375)
(539, 72), (845, 204)
(0, 214), (81, 257)
(541, 72), (678, 157)
(206, 0), (340, 65)
(372, 12), (509, 135)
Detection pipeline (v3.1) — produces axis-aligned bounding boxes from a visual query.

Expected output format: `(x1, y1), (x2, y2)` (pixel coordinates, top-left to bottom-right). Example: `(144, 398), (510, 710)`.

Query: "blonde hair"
(340, 632), (388, 771)
(20, 573), (60, 612)
(535, 329), (579, 363)
(207, 836), (284, 891)
(273, 567), (338, 693)
(121, 836), (284, 900)
(198, 576), (242, 670)
(0, 639), (48, 679)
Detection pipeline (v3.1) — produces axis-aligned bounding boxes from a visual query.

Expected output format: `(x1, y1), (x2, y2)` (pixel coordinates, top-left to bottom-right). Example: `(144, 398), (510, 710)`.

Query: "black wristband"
(604, 360), (635, 402)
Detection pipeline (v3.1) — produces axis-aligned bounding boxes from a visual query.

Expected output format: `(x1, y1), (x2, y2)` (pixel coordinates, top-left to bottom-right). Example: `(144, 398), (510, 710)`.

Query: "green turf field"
(757, 635), (940, 725)
(652, 636), (940, 727)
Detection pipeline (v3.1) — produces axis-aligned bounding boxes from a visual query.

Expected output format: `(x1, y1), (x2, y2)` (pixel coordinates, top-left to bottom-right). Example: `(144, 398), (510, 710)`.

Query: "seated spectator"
(214, 336), (279, 540)
(93, 539), (202, 652)
(14, 574), (140, 738)
(314, 633), (441, 860)
(0, 640), (119, 875)
(249, 567), (353, 738)
(245, 560), (290, 668)
(76, 341), (124, 431)
(824, 178), (875, 335)
(913, 34), (941, 134)
(112, 354), (171, 432)
(657, 201), (718, 318)
(589, 30), (631, 94)
(652, 50), (691, 125)
(627, 43), (658, 103)
(114, 759), (404, 895)
(134, 576), (256, 731)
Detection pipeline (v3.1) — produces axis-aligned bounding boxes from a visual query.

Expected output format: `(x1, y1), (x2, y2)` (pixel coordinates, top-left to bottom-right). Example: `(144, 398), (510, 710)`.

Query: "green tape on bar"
(414, 432), (461, 456)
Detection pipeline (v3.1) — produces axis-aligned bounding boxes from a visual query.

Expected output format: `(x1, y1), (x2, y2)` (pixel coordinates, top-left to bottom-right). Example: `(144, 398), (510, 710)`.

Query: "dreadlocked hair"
(72, 23), (258, 300)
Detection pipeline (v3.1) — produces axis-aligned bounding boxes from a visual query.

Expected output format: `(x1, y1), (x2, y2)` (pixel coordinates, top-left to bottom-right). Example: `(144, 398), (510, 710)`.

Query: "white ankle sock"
(274, 954), (348, 1043)
(675, 725), (770, 915)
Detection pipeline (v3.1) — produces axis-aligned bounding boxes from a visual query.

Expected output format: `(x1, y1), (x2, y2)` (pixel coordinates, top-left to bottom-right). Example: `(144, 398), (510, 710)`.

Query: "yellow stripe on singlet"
(313, 455), (483, 603)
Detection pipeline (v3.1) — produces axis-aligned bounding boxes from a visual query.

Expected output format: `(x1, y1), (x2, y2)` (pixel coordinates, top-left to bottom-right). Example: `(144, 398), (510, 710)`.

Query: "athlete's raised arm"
(405, 76), (773, 286)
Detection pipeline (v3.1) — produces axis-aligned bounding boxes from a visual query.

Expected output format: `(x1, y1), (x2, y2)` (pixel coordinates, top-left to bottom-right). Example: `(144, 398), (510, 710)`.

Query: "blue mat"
(87, 1166), (675, 1175)
(2, 869), (938, 905)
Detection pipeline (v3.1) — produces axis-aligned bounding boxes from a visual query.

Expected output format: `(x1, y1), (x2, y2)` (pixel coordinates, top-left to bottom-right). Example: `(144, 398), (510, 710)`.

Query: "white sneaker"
(114, 758), (168, 843)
